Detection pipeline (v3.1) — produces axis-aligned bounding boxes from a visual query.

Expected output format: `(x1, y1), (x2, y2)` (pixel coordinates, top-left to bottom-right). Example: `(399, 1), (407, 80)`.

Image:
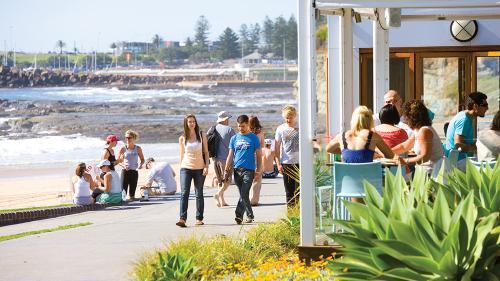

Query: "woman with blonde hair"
(326, 106), (397, 163)
(177, 114), (209, 227)
(118, 130), (145, 200)
(71, 162), (97, 205)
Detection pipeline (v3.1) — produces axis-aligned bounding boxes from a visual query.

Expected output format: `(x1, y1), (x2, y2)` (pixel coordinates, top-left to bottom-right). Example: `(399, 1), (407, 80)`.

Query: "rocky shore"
(0, 87), (289, 142)
(0, 66), (186, 89)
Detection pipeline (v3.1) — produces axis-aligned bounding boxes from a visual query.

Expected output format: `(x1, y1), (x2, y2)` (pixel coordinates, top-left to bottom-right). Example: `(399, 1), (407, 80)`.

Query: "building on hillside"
(242, 51), (263, 65)
(116, 42), (153, 55)
(164, 41), (180, 48)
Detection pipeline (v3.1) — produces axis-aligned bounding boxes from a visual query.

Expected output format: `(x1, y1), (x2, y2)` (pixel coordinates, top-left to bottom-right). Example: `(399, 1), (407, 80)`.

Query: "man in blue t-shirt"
(224, 115), (262, 224)
(445, 92), (489, 161)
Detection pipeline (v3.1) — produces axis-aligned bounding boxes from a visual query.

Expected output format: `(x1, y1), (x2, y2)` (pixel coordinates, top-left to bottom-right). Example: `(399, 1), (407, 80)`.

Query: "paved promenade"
(0, 177), (287, 281)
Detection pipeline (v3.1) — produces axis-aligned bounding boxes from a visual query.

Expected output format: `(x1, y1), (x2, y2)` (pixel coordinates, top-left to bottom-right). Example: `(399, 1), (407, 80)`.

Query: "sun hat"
(216, 111), (232, 123)
(98, 159), (111, 168)
(106, 135), (119, 142)
(264, 139), (273, 145)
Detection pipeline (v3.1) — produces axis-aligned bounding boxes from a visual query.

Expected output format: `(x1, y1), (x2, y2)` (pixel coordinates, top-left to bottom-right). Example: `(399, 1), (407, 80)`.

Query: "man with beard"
(445, 91), (489, 161)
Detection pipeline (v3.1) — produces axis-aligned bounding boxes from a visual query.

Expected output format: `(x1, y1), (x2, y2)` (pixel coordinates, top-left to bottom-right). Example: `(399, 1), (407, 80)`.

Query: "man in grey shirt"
(212, 111), (236, 207)
(140, 158), (177, 196)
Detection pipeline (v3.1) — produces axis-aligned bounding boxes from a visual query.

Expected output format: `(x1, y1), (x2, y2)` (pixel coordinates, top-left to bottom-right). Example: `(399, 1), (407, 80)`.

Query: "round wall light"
(450, 20), (478, 42)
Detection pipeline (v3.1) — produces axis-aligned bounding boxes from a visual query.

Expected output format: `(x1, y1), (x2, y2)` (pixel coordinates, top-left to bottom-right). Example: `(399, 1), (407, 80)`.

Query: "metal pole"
(298, 0), (317, 247)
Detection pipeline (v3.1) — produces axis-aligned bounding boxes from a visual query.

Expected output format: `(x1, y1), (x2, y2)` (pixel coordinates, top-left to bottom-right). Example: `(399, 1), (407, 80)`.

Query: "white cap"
(98, 159), (111, 167)
(264, 139), (273, 145)
(217, 111), (232, 123)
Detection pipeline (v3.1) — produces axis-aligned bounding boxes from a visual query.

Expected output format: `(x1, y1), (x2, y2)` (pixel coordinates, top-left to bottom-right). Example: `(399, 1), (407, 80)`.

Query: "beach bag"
(206, 125), (221, 158)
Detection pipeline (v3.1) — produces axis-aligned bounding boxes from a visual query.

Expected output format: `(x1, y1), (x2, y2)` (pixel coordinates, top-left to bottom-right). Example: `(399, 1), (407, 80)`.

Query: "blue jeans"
(179, 168), (206, 221)
(234, 168), (255, 219)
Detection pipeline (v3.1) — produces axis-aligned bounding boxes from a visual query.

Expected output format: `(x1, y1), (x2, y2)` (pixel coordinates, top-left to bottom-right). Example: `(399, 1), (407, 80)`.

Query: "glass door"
(415, 52), (471, 139)
(360, 53), (415, 111)
(473, 52), (500, 132)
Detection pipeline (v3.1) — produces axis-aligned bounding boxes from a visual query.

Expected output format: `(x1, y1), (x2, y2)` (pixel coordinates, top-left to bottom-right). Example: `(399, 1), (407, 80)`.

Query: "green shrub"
(150, 253), (199, 281)
(328, 165), (499, 280)
(132, 212), (301, 281)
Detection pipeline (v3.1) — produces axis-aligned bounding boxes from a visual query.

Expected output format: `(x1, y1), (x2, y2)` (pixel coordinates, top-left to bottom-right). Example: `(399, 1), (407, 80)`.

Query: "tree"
(271, 16), (287, 58)
(249, 23), (261, 52)
(217, 27), (239, 60)
(286, 15), (298, 60)
(239, 24), (251, 56)
(159, 47), (189, 64)
(56, 40), (66, 54)
(194, 15), (210, 52)
(152, 34), (163, 50)
(261, 16), (274, 53)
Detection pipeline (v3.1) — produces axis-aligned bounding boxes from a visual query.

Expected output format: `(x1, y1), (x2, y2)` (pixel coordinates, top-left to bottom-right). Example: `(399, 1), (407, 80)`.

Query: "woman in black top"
(94, 135), (121, 198)
(102, 135), (120, 169)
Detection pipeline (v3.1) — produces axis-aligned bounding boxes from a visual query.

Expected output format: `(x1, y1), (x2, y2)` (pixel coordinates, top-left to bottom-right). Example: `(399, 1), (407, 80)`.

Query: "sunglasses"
(125, 136), (132, 139)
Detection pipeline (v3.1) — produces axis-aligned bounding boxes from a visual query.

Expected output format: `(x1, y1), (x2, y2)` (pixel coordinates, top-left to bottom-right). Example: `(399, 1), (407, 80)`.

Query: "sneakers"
(235, 217), (243, 225)
(235, 217), (254, 224)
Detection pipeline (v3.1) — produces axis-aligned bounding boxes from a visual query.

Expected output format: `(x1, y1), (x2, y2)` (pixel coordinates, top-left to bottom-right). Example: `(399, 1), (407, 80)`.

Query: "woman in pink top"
(177, 114), (209, 227)
(375, 104), (408, 148)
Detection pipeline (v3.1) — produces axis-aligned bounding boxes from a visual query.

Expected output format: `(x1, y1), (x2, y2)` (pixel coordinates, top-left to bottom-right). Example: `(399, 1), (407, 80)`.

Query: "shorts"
(262, 165), (279, 178)
(213, 158), (232, 187)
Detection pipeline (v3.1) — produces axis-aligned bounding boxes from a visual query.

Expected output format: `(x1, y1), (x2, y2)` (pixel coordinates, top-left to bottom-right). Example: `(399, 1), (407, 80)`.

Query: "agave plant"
(328, 166), (499, 280)
(151, 252), (199, 281)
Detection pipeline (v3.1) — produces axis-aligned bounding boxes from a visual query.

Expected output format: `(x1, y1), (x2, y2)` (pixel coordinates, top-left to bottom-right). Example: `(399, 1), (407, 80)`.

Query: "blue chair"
(332, 162), (383, 231)
(316, 185), (332, 232)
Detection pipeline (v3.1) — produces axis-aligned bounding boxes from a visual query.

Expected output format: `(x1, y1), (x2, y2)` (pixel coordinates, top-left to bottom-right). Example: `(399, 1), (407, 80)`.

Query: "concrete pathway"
(0, 177), (287, 281)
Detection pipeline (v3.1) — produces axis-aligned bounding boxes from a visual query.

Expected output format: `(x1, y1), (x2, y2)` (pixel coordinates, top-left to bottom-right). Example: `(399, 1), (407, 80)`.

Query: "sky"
(0, 0), (296, 53)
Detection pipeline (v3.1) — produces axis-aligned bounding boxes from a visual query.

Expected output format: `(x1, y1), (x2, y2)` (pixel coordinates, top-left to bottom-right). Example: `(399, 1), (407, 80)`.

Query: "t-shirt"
(146, 162), (177, 193)
(445, 111), (474, 160)
(229, 133), (261, 170)
(215, 123), (236, 161)
(275, 124), (299, 164)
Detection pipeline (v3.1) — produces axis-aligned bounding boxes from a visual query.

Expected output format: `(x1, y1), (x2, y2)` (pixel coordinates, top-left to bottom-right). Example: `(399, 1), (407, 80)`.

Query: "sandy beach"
(0, 161), (220, 210)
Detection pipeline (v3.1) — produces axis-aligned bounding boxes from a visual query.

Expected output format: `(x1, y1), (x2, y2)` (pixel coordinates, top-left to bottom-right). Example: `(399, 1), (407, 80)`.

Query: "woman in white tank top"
(177, 114), (210, 227)
(71, 163), (97, 205)
(393, 100), (444, 174)
(95, 160), (123, 204)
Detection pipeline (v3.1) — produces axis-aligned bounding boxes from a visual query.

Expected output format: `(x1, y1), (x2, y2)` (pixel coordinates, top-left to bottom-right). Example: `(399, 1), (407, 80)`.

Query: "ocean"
(0, 87), (295, 168)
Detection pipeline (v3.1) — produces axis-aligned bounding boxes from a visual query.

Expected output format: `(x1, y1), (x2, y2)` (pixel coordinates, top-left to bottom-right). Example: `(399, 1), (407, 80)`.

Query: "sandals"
(176, 220), (187, 228)
(195, 220), (204, 226)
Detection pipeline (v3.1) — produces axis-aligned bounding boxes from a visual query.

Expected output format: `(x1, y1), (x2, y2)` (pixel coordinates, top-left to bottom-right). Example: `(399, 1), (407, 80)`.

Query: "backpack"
(206, 125), (221, 158)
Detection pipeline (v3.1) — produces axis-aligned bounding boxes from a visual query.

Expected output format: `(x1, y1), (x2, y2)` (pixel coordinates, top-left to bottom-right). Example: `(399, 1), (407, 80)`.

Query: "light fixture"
(450, 20), (478, 42)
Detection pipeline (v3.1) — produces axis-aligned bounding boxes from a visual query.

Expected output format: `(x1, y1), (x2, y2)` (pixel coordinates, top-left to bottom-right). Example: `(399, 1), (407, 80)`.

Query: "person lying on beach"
(140, 157), (177, 197)
(71, 162), (98, 205)
(94, 160), (123, 204)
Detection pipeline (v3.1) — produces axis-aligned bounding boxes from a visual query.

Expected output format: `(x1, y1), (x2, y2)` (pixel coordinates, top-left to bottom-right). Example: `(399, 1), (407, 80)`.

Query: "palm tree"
(110, 43), (117, 68)
(152, 34), (162, 50)
(56, 40), (66, 54)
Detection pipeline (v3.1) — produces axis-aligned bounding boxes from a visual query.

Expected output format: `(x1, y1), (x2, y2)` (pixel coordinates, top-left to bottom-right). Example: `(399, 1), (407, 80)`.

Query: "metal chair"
(316, 185), (332, 232)
(332, 162), (383, 231)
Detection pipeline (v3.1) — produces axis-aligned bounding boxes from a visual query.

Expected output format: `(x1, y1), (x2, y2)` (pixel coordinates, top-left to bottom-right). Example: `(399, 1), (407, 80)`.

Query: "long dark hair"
(249, 115), (262, 134)
(183, 114), (201, 144)
(75, 163), (86, 178)
(403, 100), (432, 129)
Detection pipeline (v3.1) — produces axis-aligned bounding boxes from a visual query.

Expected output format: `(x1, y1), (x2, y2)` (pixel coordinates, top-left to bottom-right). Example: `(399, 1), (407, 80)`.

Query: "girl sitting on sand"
(71, 162), (98, 205)
(94, 160), (123, 204)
